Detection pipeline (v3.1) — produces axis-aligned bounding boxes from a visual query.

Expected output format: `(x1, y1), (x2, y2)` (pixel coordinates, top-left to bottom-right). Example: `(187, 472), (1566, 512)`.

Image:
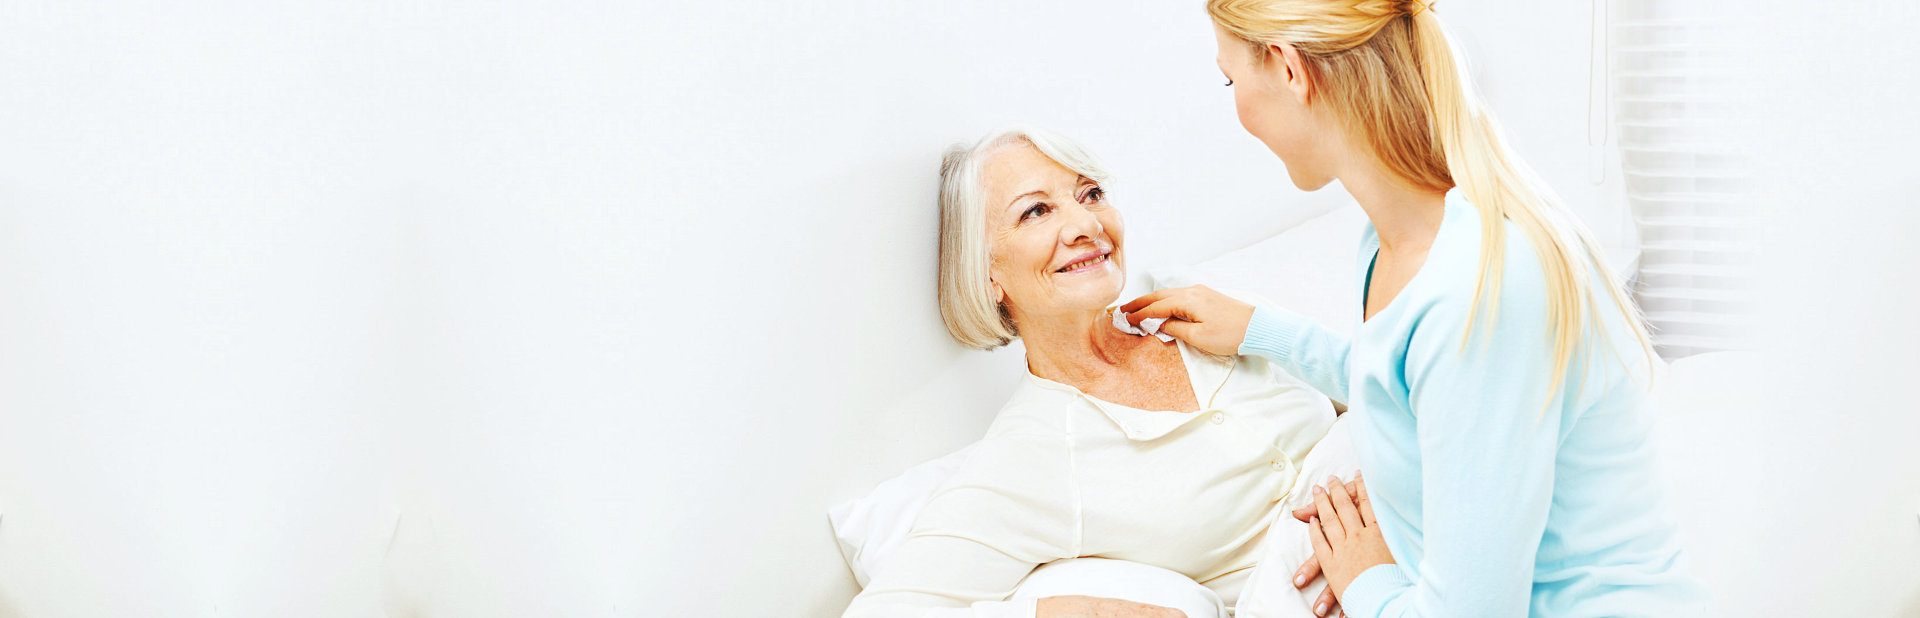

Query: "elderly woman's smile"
(979, 140), (1127, 321)
(1054, 249), (1112, 274)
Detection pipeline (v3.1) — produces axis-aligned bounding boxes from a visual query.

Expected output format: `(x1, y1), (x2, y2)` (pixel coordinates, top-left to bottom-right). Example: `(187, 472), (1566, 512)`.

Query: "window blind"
(1611, 0), (1754, 359)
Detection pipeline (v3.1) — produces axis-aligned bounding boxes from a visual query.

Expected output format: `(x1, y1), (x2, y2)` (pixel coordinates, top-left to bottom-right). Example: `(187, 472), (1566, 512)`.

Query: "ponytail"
(1209, 0), (1656, 406)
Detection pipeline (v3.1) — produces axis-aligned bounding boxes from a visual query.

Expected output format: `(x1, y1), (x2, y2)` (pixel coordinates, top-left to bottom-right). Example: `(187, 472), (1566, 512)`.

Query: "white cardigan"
(842, 339), (1338, 618)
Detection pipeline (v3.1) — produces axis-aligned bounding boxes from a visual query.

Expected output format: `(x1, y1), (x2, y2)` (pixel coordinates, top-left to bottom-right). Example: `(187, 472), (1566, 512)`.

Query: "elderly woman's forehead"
(982, 143), (1078, 193)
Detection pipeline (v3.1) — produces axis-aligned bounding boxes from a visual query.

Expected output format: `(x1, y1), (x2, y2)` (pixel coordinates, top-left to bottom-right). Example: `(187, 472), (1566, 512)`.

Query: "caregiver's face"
(983, 142), (1125, 320)
(1214, 24), (1336, 191)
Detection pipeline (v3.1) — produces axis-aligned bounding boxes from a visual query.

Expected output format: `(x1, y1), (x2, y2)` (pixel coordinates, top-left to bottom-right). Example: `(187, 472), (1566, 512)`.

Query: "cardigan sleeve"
(1233, 294), (1352, 404)
(841, 432), (1080, 618)
(1337, 263), (1562, 618)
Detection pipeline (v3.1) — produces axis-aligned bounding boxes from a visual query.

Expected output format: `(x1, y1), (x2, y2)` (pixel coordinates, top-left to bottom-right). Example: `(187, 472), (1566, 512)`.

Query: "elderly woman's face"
(983, 143), (1125, 321)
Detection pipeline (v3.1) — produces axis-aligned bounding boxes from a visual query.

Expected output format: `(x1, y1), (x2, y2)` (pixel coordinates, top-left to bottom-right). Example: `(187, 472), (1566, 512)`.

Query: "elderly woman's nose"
(1057, 203), (1104, 244)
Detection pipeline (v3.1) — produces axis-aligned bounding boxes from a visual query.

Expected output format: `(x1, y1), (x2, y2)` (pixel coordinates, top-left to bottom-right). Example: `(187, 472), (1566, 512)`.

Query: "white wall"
(1711, 2), (1920, 615)
(7, 1), (1908, 617)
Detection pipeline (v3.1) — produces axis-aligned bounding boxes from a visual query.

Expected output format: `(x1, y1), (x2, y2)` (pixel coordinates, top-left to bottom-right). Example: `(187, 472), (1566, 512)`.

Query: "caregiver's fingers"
(1123, 298), (1189, 325)
(1315, 586), (1338, 618)
(1295, 480), (1357, 522)
(1294, 555), (1320, 589)
(1353, 474), (1377, 528)
(1119, 289), (1174, 315)
(1311, 484), (1346, 540)
(1156, 318), (1196, 340)
(1308, 515), (1333, 562)
(1325, 475), (1364, 534)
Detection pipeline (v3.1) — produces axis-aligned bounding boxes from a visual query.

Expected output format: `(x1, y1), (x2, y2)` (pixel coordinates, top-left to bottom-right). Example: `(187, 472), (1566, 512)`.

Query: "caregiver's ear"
(1267, 42), (1313, 104)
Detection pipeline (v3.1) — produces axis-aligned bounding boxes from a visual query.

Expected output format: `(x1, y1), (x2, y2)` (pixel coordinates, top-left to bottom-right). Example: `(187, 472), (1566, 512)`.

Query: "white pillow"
(829, 443), (978, 587)
(831, 450), (1224, 618)
(1147, 205), (1369, 337)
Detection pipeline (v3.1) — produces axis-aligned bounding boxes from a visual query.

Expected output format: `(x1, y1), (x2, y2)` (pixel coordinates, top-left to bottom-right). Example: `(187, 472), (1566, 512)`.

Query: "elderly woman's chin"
(1051, 256), (1127, 309)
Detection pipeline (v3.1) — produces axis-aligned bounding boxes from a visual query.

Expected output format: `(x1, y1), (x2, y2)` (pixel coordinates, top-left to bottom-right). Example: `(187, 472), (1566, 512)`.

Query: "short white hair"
(936, 126), (1114, 350)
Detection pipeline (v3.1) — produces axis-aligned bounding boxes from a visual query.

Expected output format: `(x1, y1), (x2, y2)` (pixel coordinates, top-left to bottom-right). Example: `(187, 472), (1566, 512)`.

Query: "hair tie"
(1409, 0), (1433, 17)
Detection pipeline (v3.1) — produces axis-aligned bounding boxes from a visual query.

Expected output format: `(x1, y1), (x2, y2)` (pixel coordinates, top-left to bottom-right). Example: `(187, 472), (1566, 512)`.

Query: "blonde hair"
(1207, 0), (1655, 403)
(937, 126), (1114, 350)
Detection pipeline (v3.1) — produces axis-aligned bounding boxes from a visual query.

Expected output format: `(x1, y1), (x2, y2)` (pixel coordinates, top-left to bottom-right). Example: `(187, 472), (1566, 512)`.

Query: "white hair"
(936, 126), (1114, 350)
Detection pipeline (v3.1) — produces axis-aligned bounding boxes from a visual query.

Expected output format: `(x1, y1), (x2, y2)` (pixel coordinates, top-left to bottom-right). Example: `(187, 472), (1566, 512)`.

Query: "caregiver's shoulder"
(1418, 206), (1557, 320)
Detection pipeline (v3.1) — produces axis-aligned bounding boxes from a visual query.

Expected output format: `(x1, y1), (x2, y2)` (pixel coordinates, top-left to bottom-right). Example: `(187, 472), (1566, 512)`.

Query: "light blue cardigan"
(1238, 189), (1706, 617)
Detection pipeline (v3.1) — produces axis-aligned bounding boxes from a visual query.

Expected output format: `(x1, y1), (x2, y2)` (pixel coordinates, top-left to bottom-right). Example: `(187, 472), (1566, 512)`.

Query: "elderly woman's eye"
(1021, 203), (1051, 222)
(1082, 187), (1105, 202)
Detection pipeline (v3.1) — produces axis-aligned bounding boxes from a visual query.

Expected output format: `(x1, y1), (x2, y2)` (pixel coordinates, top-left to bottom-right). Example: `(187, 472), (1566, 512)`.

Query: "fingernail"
(1327, 475), (1340, 485)
(1294, 573), (1306, 586)
(1313, 485), (1324, 495)
(1354, 470), (1363, 478)
(1316, 602), (1328, 616)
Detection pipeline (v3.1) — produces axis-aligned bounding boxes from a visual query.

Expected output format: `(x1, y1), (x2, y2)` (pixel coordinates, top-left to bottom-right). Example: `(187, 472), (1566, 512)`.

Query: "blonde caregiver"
(1118, 1), (1707, 617)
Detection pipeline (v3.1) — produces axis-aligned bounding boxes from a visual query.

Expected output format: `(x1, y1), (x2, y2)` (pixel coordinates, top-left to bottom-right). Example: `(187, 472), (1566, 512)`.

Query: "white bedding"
(828, 414), (1361, 618)
(1233, 413), (1362, 618)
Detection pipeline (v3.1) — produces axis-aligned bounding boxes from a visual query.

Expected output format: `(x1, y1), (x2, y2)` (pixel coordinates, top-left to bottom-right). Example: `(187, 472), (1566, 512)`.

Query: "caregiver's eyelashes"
(1224, 77), (1234, 86)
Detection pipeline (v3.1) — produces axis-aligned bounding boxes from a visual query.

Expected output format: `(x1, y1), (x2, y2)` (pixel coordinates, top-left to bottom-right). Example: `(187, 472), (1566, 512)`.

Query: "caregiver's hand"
(1308, 473), (1394, 603)
(1290, 477), (1361, 617)
(1036, 595), (1187, 618)
(1119, 285), (1255, 357)
(1292, 478), (1361, 523)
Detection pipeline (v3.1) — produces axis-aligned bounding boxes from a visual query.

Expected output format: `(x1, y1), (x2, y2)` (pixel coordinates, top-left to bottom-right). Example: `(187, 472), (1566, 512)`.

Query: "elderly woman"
(840, 127), (1356, 618)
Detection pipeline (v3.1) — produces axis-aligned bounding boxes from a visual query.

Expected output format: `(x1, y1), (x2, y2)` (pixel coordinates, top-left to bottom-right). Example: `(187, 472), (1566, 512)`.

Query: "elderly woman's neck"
(1017, 308), (1141, 384)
